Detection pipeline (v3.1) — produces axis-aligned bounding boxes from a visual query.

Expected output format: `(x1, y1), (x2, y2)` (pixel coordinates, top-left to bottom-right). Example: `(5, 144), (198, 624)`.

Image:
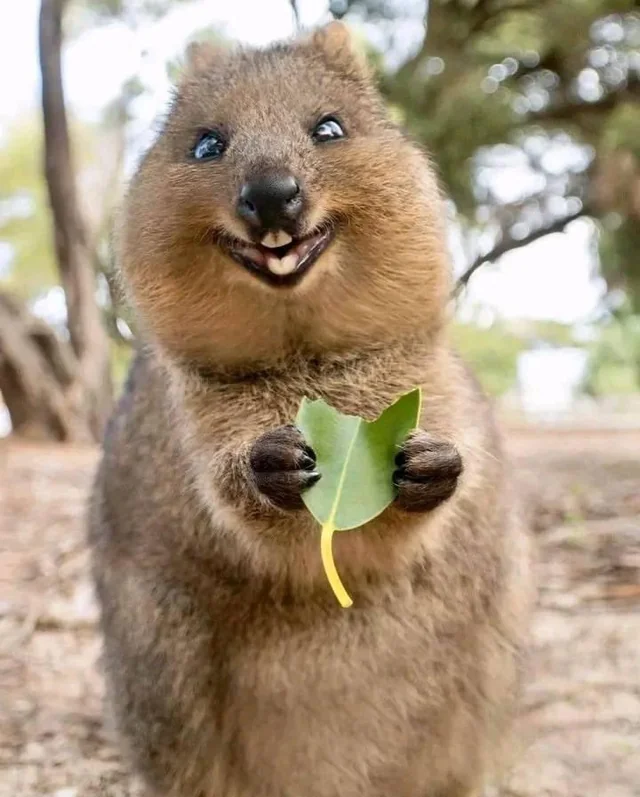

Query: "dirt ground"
(1, 428), (639, 797)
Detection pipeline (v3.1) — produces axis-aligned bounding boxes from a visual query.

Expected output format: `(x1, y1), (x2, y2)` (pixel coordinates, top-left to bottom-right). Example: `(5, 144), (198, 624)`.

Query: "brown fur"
(89, 22), (533, 797)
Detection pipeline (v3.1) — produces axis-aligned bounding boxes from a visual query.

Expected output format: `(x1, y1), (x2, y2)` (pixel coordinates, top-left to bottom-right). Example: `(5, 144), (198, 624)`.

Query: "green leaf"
(296, 388), (422, 607)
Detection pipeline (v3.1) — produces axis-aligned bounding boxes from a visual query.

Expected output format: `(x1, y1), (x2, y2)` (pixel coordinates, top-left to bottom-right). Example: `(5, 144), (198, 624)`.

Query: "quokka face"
(118, 23), (450, 367)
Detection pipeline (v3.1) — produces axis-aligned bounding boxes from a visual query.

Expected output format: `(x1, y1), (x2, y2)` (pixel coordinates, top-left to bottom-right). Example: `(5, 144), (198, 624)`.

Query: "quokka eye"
(311, 116), (346, 144)
(191, 130), (227, 161)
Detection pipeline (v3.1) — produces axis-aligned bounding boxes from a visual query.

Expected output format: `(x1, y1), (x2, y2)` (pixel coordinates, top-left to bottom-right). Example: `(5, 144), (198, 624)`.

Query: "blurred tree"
(331, 0), (639, 303)
(0, 0), (192, 441)
(0, 0), (113, 441)
(0, 121), (60, 300)
(0, 113), (132, 417)
(451, 321), (525, 395)
(584, 301), (640, 394)
(289, 0), (302, 30)
(71, 0), (192, 26)
(593, 100), (640, 310)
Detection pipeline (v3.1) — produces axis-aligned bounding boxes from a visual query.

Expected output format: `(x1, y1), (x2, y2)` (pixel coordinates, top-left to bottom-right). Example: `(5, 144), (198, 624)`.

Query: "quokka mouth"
(216, 225), (336, 287)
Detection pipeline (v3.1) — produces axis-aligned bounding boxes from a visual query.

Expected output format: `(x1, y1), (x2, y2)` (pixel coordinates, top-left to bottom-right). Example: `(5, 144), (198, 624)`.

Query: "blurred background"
(1, 0), (639, 440)
(1, 2), (639, 796)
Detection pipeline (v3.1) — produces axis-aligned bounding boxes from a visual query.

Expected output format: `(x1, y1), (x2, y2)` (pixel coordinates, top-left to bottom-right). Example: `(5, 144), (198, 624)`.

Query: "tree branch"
(0, 290), (86, 441)
(468, 0), (542, 35)
(39, 0), (112, 438)
(531, 81), (639, 124)
(455, 206), (592, 293)
(40, 0), (90, 359)
(289, 0), (301, 30)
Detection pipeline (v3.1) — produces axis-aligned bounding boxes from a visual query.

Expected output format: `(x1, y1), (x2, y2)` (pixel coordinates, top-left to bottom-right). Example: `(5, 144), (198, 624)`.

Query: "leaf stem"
(320, 522), (353, 608)
(321, 421), (361, 608)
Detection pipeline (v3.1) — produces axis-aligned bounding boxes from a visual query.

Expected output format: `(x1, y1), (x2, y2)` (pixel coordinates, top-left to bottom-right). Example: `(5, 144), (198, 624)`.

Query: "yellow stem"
(320, 522), (353, 608)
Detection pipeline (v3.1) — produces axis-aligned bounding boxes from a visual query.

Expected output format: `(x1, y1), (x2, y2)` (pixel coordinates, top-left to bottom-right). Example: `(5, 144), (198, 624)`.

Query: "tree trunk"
(38, 0), (112, 441)
(0, 292), (91, 442)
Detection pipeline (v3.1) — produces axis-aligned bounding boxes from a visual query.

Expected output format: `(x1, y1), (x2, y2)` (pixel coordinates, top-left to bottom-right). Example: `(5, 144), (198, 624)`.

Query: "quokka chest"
(204, 368), (428, 431)
(198, 603), (468, 797)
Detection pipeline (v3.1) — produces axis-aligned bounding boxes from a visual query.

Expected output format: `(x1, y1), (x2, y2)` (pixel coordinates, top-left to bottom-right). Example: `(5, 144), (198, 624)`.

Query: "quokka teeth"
(261, 230), (293, 248)
(266, 253), (299, 275)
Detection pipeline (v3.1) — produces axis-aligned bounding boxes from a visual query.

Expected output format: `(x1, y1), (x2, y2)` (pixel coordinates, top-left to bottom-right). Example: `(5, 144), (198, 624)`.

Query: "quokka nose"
(237, 174), (303, 232)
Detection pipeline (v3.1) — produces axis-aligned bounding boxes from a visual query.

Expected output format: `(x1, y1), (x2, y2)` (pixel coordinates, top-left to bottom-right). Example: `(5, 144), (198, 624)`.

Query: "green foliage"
(587, 360), (639, 394)
(451, 322), (525, 396)
(395, 71), (515, 214)
(452, 320), (586, 395)
(584, 309), (640, 395)
(524, 320), (578, 347)
(601, 105), (640, 160)
(599, 218), (640, 311)
(0, 117), (105, 300)
(352, 0), (640, 311)
(0, 120), (57, 298)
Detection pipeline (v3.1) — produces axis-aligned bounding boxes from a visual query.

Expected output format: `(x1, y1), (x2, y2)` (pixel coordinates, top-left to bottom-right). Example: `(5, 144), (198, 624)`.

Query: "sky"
(0, 0), (605, 326)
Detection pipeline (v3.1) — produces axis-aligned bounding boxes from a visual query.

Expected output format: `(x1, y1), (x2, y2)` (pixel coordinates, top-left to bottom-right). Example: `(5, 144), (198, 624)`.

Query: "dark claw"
(249, 426), (320, 510)
(394, 476), (459, 512)
(299, 453), (316, 471)
(302, 443), (316, 461)
(394, 432), (462, 514)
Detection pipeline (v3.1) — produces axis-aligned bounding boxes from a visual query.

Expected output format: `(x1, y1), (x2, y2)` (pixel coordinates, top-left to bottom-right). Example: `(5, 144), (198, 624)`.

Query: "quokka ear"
(182, 38), (229, 77)
(305, 21), (370, 77)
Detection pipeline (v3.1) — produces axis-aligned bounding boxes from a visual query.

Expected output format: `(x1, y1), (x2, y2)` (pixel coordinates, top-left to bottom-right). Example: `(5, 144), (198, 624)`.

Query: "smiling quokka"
(89, 21), (533, 797)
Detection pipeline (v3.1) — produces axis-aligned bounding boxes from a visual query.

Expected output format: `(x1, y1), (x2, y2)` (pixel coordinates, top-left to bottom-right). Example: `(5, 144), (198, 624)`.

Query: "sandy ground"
(1, 429), (639, 796)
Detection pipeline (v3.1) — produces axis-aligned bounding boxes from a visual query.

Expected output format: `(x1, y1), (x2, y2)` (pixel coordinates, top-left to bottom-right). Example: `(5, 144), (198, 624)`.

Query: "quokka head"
(119, 22), (451, 367)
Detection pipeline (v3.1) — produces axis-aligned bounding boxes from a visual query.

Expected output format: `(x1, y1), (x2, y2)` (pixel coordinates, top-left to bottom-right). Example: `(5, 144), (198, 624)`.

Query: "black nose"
(237, 174), (303, 232)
